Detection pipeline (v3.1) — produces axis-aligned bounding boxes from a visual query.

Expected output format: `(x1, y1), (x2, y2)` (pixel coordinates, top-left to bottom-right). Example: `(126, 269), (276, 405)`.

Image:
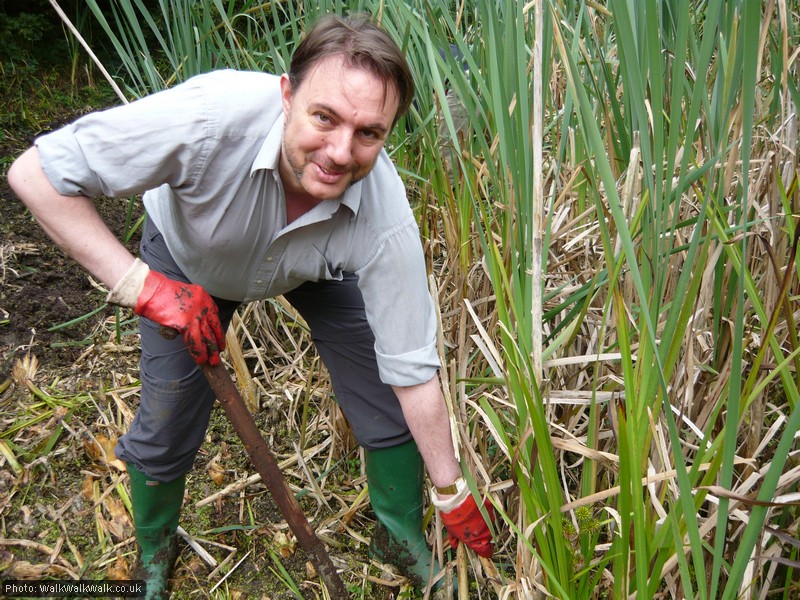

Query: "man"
(8, 14), (493, 597)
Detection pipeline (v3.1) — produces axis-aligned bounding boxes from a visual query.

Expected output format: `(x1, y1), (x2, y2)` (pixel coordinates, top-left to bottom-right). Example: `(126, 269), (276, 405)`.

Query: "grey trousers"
(115, 217), (412, 481)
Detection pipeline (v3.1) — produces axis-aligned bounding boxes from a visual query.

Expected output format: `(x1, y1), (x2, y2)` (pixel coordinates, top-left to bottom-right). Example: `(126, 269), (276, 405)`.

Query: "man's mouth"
(314, 162), (347, 182)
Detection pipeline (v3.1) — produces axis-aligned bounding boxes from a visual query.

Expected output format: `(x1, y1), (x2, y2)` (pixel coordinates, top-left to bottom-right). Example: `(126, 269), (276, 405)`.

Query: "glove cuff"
(106, 258), (150, 308)
(431, 475), (469, 512)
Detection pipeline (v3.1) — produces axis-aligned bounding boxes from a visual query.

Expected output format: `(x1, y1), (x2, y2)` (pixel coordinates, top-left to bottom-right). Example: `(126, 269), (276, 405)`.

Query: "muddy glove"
(107, 258), (225, 365)
(433, 477), (495, 558)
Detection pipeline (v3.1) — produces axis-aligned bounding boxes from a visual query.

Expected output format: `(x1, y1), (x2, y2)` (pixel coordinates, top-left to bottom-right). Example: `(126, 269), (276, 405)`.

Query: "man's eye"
(360, 130), (381, 140)
(315, 113), (331, 124)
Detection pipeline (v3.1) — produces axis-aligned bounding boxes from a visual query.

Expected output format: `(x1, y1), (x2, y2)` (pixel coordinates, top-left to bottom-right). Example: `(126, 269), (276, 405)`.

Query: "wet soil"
(0, 175), (141, 379)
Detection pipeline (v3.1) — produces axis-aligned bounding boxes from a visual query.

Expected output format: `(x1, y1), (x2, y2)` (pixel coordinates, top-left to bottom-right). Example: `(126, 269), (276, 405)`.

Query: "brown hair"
(288, 14), (415, 126)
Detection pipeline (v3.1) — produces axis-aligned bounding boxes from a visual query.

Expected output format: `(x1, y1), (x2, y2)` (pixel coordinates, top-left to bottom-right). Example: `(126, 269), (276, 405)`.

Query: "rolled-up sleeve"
(35, 77), (214, 199)
(356, 217), (441, 387)
(35, 126), (108, 197)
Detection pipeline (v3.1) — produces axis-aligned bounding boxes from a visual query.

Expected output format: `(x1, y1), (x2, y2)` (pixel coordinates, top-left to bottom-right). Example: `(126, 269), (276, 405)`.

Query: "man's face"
(279, 55), (399, 201)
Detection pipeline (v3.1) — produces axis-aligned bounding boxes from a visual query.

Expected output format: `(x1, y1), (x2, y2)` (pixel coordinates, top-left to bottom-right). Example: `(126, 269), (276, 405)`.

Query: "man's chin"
(305, 178), (355, 201)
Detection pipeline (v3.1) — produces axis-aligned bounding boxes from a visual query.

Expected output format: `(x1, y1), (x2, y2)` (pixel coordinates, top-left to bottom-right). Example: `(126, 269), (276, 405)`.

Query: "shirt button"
(266, 256), (274, 262)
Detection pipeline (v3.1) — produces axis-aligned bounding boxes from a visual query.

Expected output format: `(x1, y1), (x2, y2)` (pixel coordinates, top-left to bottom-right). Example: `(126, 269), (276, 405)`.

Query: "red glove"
(134, 270), (226, 365)
(440, 493), (495, 558)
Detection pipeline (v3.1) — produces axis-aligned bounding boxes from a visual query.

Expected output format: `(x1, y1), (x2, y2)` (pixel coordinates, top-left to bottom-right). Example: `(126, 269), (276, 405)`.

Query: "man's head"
(288, 14), (414, 127)
(279, 15), (414, 202)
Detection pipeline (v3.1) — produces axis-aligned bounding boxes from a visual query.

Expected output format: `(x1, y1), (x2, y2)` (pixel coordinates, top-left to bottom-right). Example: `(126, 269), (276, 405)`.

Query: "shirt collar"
(251, 113), (362, 215)
(251, 113), (284, 173)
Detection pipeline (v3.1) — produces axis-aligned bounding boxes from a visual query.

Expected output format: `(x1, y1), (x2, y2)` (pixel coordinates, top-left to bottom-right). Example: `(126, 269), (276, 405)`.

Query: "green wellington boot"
(127, 464), (185, 600)
(366, 440), (442, 591)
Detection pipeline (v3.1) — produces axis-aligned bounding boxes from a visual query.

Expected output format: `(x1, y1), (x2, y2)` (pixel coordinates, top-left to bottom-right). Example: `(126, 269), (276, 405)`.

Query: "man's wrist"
(432, 476), (469, 511)
(435, 476), (465, 496)
(106, 258), (150, 308)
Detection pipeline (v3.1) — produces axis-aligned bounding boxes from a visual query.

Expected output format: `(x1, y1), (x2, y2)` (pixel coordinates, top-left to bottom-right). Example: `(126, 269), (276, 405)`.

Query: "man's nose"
(326, 129), (354, 165)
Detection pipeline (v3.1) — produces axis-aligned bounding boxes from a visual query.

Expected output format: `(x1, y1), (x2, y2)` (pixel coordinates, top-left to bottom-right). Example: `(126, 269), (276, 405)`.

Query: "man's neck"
(285, 192), (324, 225)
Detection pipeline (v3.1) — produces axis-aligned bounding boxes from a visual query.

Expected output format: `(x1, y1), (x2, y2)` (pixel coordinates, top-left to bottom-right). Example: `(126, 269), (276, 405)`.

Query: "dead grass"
(0, 301), (443, 598)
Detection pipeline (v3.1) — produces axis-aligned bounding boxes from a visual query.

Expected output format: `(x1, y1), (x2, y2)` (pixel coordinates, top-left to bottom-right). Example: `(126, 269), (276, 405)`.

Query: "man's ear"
(279, 74), (293, 115)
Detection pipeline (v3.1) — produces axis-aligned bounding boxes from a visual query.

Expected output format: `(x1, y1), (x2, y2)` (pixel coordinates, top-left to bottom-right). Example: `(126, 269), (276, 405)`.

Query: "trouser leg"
(284, 273), (412, 449)
(285, 275), (441, 589)
(114, 217), (239, 596)
(115, 216), (240, 479)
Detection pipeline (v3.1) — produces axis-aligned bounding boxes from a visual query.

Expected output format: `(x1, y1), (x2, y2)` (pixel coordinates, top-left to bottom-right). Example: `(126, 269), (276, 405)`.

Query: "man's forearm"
(8, 147), (136, 289)
(394, 374), (496, 558)
(392, 374), (461, 491)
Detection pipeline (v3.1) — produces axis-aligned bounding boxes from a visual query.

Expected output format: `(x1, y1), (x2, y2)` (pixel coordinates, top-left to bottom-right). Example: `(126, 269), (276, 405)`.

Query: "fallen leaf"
(82, 434), (125, 471)
(207, 462), (226, 486)
(104, 494), (133, 539)
(96, 512), (123, 541)
(184, 555), (207, 576)
(82, 435), (104, 462)
(107, 553), (129, 579)
(81, 475), (95, 501)
(273, 531), (296, 558)
(97, 434), (126, 471)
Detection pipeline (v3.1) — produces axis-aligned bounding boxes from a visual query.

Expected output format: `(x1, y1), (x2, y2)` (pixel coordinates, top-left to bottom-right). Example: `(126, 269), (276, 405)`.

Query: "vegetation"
(2, 0), (800, 598)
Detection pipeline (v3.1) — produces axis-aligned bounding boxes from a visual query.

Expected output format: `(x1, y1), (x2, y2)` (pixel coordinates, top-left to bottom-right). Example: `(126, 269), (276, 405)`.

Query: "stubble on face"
(281, 116), (364, 200)
(278, 57), (399, 202)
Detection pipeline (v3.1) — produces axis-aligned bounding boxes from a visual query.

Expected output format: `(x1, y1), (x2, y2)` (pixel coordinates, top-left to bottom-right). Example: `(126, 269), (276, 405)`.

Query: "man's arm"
(393, 374), (495, 558)
(7, 147), (136, 288)
(392, 374), (461, 488)
(7, 147), (226, 365)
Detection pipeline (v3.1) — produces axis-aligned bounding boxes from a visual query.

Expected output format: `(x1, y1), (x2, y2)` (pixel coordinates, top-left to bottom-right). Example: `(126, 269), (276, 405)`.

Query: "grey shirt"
(35, 69), (439, 387)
